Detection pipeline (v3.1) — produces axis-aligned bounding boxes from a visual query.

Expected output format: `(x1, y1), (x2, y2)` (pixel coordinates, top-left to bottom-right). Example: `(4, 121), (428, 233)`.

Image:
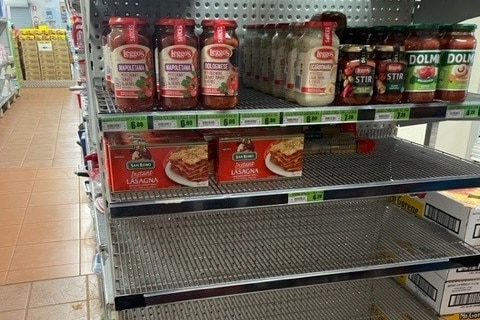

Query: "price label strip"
(240, 112), (281, 126)
(125, 116), (149, 130)
(153, 114), (197, 129)
(446, 105), (480, 119)
(321, 109), (358, 122)
(288, 191), (324, 204)
(101, 119), (128, 132)
(282, 111), (322, 124)
(375, 107), (411, 121)
(197, 113), (239, 128)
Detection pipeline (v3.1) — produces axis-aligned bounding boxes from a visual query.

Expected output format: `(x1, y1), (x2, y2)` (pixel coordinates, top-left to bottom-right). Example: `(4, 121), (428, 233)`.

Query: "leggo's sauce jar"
(109, 17), (154, 112)
(436, 24), (477, 102)
(154, 18), (199, 110)
(101, 21), (113, 92)
(200, 19), (239, 110)
(404, 24), (440, 103)
(295, 21), (339, 106)
(373, 45), (407, 103)
(336, 45), (375, 105)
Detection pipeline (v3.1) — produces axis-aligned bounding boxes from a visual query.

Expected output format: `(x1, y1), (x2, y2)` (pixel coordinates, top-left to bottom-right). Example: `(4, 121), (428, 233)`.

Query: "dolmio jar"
(109, 17), (155, 112)
(200, 19), (239, 110)
(404, 24), (440, 103)
(436, 24), (477, 102)
(154, 18), (199, 110)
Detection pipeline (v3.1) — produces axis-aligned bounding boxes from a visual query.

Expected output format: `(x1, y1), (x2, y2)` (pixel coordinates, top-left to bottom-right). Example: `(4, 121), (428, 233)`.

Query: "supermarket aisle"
(0, 88), (102, 319)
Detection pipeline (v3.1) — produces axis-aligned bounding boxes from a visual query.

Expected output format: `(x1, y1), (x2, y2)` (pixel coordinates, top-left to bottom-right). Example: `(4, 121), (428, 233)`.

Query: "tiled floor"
(0, 88), (102, 319)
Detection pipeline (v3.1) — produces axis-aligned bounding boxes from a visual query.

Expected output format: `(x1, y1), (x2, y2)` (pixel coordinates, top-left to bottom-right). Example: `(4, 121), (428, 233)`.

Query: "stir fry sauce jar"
(109, 17), (155, 112)
(373, 45), (407, 103)
(154, 18), (199, 110)
(336, 45), (375, 105)
(271, 23), (290, 97)
(284, 22), (304, 101)
(295, 21), (339, 106)
(200, 19), (239, 109)
(436, 24), (477, 102)
(403, 24), (441, 103)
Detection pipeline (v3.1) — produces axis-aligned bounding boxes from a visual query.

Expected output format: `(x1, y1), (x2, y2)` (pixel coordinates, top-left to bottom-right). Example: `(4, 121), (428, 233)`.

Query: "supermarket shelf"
(110, 198), (480, 310)
(108, 138), (480, 217)
(95, 86), (466, 131)
(119, 278), (437, 319)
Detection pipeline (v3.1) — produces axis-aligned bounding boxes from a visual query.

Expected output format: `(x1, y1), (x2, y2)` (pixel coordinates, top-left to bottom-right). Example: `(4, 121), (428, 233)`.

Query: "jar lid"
(406, 23), (439, 31)
(109, 17), (148, 25)
(289, 22), (305, 30)
(304, 20), (337, 28)
(155, 18), (195, 26)
(275, 23), (290, 29)
(440, 23), (477, 31)
(263, 23), (277, 29)
(374, 45), (405, 52)
(201, 19), (237, 28)
(245, 24), (256, 29)
(370, 25), (387, 32)
(387, 25), (407, 32)
(341, 44), (373, 52)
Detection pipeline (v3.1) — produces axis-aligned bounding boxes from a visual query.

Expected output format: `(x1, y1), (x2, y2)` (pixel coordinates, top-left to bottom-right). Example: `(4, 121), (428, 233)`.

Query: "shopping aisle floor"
(0, 88), (102, 319)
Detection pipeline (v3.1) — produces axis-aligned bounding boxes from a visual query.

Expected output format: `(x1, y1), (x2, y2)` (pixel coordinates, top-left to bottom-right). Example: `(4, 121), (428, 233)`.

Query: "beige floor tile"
(52, 158), (80, 167)
(0, 193), (30, 209)
(17, 220), (79, 245)
(25, 301), (87, 320)
(21, 160), (54, 168)
(0, 226), (21, 247)
(28, 189), (80, 207)
(1, 144), (30, 151)
(6, 264), (79, 284)
(80, 203), (92, 219)
(80, 239), (96, 263)
(80, 219), (95, 240)
(0, 272), (5, 285)
(24, 204), (79, 224)
(32, 177), (79, 193)
(87, 275), (100, 301)
(36, 167), (76, 180)
(0, 309), (26, 320)
(88, 299), (103, 320)
(80, 262), (94, 276)
(0, 180), (34, 193)
(54, 150), (82, 160)
(10, 240), (80, 270)
(0, 207), (26, 226)
(29, 276), (87, 308)
(0, 162), (23, 168)
(24, 149), (55, 160)
(0, 282), (30, 312)
(0, 168), (37, 182)
(0, 247), (15, 271)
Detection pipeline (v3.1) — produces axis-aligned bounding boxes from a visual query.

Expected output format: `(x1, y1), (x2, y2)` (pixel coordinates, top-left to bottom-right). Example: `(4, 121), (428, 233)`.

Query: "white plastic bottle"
(295, 20), (339, 106)
(260, 24), (276, 94)
(271, 23), (290, 98)
(284, 22), (304, 101)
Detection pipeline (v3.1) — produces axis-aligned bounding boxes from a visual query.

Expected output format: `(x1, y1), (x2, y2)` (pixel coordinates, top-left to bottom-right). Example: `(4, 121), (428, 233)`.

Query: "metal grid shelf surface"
(110, 198), (480, 309)
(109, 138), (480, 217)
(120, 278), (436, 320)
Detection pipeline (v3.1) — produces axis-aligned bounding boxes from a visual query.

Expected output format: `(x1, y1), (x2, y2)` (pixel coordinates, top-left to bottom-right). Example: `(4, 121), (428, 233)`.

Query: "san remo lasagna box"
(214, 133), (304, 183)
(104, 131), (208, 192)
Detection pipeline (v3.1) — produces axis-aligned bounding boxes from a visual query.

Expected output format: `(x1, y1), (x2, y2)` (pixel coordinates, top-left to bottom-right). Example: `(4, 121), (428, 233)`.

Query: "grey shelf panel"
(110, 198), (480, 309)
(120, 278), (436, 320)
(109, 138), (480, 217)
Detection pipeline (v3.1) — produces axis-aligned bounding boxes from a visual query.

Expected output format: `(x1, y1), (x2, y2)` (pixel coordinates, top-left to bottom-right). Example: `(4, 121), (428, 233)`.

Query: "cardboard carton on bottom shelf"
(104, 131), (208, 192)
(405, 271), (480, 315)
(441, 313), (480, 320)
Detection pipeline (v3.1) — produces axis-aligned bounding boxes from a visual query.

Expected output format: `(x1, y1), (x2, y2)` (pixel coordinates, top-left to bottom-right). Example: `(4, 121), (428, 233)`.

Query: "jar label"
(112, 44), (154, 99)
(297, 47), (338, 94)
(405, 50), (440, 92)
(338, 60), (375, 98)
(261, 44), (273, 82)
(157, 45), (199, 98)
(174, 24), (187, 44)
(201, 44), (238, 96)
(285, 47), (297, 90)
(272, 45), (286, 86)
(375, 60), (407, 95)
(214, 25), (226, 43)
(437, 49), (475, 91)
(125, 23), (139, 44)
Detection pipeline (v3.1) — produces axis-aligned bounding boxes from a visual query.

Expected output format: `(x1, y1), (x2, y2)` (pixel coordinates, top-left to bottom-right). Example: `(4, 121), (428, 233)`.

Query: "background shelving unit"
(79, 0), (480, 319)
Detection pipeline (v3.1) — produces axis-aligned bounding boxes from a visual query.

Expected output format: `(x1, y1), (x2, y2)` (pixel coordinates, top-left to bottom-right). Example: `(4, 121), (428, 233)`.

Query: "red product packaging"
(104, 131), (208, 192)
(215, 133), (304, 183)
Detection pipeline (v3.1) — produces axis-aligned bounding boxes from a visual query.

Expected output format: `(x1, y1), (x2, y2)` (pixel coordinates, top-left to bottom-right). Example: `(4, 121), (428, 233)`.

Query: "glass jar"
(251, 24), (263, 90)
(200, 19), (239, 110)
(284, 22), (304, 102)
(154, 18), (199, 110)
(310, 11), (347, 38)
(271, 23), (290, 98)
(336, 45), (375, 105)
(403, 24), (440, 103)
(109, 17), (154, 112)
(242, 24), (256, 88)
(372, 45), (407, 103)
(101, 20), (113, 92)
(295, 21), (339, 106)
(367, 26), (387, 45)
(384, 25), (407, 46)
(260, 24), (276, 94)
(436, 24), (477, 102)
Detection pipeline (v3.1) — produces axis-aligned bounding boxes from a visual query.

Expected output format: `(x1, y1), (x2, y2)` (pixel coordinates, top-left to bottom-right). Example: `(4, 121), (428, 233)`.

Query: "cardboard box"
(104, 131), (208, 192)
(436, 267), (480, 282)
(214, 133), (304, 183)
(20, 40), (38, 49)
(56, 74), (72, 80)
(441, 313), (480, 320)
(405, 271), (480, 315)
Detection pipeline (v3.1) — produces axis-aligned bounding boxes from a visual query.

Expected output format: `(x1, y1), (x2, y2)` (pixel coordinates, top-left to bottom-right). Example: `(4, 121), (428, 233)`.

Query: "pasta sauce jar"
(436, 24), (477, 102)
(373, 45), (407, 103)
(154, 18), (199, 110)
(200, 19), (239, 109)
(404, 24), (440, 103)
(109, 17), (154, 112)
(101, 20), (113, 92)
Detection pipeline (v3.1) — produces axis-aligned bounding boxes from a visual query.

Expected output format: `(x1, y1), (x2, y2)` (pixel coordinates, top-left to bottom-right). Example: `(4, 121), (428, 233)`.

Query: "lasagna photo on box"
(165, 145), (209, 187)
(266, 137), (304, 176)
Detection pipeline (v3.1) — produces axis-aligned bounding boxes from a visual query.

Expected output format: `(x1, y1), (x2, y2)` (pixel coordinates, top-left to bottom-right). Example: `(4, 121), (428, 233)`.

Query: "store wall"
(6, 0), (67, 28)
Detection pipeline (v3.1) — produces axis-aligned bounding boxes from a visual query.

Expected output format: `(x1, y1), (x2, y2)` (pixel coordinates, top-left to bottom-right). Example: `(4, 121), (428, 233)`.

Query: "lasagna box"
(104, 131), (208, 192)
(214, 133), (304, 183)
